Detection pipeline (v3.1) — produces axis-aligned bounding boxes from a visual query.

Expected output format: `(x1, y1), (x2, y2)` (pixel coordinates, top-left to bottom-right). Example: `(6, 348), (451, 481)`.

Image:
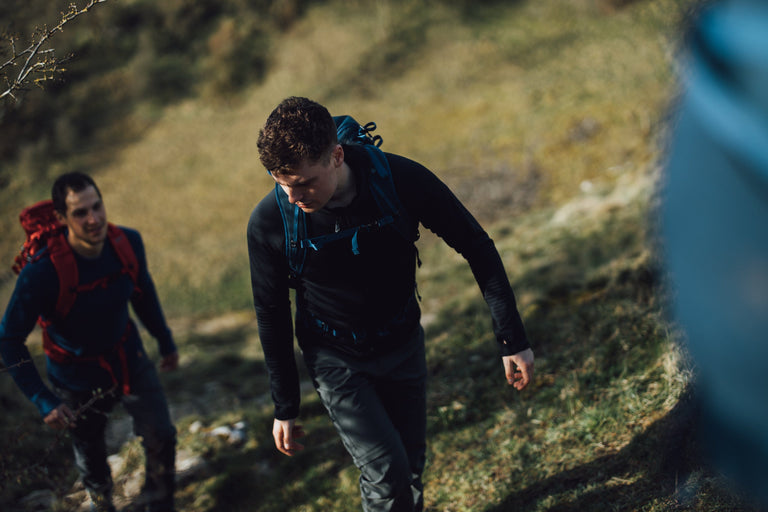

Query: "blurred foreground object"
(663, 0), (768, 505)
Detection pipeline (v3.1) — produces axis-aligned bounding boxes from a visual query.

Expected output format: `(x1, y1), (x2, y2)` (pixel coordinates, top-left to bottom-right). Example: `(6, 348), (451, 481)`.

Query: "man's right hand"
(273, 418), (306, 456)
(44, 403), (77, 430)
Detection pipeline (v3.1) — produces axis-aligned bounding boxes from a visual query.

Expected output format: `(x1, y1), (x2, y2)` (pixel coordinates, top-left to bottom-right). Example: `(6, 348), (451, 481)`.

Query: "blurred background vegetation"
(2, 0), (760, 511)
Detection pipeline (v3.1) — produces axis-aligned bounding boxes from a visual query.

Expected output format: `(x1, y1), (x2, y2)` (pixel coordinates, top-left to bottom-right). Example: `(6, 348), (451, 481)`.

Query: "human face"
(272, 145), (345, 213)
(56, 185), (108, 257)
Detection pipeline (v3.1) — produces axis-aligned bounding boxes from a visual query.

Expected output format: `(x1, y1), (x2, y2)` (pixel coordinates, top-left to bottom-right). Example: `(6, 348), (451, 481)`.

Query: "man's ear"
(54, 209), (67, 224)
(332, 144), (344, 167)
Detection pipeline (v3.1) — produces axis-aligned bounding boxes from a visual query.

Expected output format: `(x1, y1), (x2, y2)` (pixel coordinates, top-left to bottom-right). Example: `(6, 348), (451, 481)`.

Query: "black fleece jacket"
(247, 145), (529, 419)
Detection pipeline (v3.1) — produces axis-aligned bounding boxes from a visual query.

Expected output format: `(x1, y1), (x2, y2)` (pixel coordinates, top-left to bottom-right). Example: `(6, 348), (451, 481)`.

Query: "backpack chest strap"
(301, 215), (395, 254)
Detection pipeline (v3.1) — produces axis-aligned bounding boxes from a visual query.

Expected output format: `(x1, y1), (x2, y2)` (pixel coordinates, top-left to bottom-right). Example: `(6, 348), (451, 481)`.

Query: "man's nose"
(287, 189), (302, 204)
(86, 209), (101, 223)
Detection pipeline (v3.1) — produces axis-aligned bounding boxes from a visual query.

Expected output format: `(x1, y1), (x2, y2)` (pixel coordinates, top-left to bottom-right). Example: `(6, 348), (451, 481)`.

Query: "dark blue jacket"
(0, 226), (175, 417)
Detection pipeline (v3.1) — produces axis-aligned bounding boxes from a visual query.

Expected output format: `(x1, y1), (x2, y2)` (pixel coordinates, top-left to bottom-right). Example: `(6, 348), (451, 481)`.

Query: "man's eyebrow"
(282, 176), (315, 187)
(71, 200), (102, 215)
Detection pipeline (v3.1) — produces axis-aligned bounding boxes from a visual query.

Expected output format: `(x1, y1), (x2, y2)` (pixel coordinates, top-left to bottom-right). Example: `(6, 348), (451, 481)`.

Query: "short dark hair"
(257, 96), (338, 175)
(51, 172), (101, 215)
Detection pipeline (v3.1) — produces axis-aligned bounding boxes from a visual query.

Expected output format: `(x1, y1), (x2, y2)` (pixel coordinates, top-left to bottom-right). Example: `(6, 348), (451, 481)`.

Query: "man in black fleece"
(247, 96), (534, 512)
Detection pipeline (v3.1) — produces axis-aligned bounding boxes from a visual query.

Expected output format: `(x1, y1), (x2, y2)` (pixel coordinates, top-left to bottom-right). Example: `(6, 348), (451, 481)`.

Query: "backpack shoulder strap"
(363, 145), (417, 243)
(46, 232), (79, 319)
(106, 224), (139, 286)
(274, 185), (307, 284)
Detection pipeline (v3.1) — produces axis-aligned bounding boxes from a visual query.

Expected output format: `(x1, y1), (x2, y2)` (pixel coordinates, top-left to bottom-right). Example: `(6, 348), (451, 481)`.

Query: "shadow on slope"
(483, 387), (763, 512)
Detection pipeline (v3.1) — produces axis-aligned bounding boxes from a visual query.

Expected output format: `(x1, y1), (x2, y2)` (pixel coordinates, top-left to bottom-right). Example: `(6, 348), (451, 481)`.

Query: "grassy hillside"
(1, 0), (760, 510)
(2, 0), (682, 313)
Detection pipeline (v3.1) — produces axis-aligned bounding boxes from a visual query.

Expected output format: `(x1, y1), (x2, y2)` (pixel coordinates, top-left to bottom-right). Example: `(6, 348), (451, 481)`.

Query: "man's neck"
(326, 162), (356, 209)
(68, 234), (104, 259)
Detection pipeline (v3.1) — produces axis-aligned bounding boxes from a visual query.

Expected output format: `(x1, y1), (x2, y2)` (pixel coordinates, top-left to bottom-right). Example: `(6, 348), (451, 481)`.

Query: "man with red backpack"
(0, 172), (179, 512)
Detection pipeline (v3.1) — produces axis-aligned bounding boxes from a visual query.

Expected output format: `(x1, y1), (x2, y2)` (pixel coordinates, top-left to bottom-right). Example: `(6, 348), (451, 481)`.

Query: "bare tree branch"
(1, 0), (108, 102)
(0, 358), (33, 372)
(4, 385), (118, 482)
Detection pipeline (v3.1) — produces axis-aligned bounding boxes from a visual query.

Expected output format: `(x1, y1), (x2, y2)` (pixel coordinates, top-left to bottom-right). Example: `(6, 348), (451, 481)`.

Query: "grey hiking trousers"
(55, 354), (176, 512)
(302, 326), (427, 512)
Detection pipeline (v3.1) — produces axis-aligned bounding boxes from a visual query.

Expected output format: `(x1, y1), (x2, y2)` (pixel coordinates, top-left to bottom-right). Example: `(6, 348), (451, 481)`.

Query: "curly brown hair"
(257, 97), (338, 175)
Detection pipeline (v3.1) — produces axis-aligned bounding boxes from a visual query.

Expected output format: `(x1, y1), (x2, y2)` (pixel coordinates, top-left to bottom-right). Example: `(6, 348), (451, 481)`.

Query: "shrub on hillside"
(0, 0), (302, 186)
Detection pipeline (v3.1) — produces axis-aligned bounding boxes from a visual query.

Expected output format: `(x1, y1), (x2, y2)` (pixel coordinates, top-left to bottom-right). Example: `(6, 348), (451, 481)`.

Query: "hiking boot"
(89, 496), (116, 512)
(87, 490), (116, 512)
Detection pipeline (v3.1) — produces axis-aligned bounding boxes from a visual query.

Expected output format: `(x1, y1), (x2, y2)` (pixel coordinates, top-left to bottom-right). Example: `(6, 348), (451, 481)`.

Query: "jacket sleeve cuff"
(33, 389), (63, 418)
(274, 404), (300, 421)
(497, 336), (531, 357)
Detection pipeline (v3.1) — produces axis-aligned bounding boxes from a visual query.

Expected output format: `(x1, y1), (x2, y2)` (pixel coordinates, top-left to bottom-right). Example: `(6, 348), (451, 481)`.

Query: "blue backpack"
(275, 115), (417, 285)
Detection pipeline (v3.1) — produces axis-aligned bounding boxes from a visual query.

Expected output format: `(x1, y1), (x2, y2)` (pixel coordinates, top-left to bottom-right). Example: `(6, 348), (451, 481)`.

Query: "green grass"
(2, 0), (762, 511)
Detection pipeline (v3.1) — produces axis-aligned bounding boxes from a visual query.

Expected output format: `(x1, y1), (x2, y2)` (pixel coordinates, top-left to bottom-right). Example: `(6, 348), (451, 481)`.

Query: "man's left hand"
(502, 348), (534, 390)
(159, 352), (179, 372)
